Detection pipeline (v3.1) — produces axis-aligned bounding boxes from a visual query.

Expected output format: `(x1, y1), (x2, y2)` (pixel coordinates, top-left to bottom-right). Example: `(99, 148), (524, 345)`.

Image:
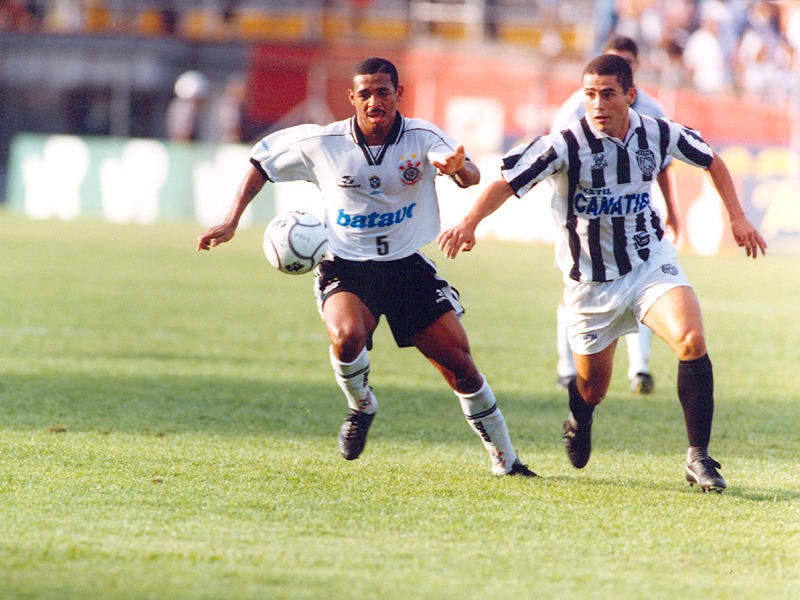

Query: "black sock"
(677, 354), (714, 448)
(568, 378), (594, 425)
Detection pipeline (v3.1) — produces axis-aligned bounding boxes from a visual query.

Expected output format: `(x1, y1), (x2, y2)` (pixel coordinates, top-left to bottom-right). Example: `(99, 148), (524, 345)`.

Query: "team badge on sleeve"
(398, 154), (422, 186)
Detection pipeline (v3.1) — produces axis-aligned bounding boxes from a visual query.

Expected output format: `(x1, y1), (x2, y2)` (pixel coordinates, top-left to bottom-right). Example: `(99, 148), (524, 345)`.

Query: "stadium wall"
(6, 132), (799, 256)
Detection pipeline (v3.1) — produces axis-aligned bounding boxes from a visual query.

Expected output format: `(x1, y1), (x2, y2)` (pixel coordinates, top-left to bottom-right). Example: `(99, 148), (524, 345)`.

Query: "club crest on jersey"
(398, 154), (422, 186)
(592, 154), (608, 173)
(636, 149), (657, 178)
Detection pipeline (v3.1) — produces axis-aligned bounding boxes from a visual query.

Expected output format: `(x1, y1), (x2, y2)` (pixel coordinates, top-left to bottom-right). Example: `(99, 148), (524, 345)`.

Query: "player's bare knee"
(576, 379), (607, 406)
(674, 329), (707, 361)
(328, 331), (367, 363)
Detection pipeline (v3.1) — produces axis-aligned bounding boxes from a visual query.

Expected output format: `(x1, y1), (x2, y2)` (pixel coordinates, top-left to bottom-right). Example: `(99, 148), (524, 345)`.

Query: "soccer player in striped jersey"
(197, 57), (536, 477)
(551, 36), (680, 396)
(438, 53), (766, 492)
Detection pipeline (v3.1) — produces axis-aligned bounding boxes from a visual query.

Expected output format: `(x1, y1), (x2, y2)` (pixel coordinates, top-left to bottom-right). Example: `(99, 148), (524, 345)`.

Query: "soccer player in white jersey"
(197, 57), (536, 477)
(438, 54), (766, 492)
(551, 36), (680, 395)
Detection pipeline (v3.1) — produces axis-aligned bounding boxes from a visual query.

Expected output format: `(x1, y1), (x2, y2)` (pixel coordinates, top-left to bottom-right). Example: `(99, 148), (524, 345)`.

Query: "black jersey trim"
(562, 129), (583, 282)
(612, 216), (632, 277)
(656, 118), (670, 170)
(507, 143), (557, 194)
(249, 157), (269, 180)
(677, 128), (713, 168)
(616, 144), (630, 184)
(351, 113), (404, 166)
(587, 218), (606, 282)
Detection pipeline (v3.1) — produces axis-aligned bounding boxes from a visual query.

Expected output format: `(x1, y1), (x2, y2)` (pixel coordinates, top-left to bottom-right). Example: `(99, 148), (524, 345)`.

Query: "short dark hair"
(602, 35), (639, 59)
(352, 57), (399, 90)
(583, 54), (634, 92)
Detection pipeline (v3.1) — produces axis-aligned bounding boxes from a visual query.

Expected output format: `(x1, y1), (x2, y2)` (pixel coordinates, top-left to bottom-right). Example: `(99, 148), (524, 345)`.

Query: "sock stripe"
(339, 366), (369, 380)
(465, 402), (498, 421)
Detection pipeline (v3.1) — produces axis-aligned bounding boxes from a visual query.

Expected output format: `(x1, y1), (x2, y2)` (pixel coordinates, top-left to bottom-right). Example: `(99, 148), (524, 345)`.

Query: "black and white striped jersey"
(501, 109), (714, 283)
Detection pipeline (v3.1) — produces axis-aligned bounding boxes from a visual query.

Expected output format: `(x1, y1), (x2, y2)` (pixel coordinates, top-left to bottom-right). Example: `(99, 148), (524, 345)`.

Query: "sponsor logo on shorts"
(581, 333), (598, 341)
(661, 264), (679, 276)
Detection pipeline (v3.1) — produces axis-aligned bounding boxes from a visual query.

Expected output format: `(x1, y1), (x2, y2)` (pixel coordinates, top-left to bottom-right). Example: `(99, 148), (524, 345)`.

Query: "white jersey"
(502, 109), (714, 283)
(250, 115), (462, 261)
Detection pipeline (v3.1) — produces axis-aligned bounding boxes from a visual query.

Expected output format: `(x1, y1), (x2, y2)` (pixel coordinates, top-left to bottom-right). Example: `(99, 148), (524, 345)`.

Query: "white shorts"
(564, 245), (691, 355)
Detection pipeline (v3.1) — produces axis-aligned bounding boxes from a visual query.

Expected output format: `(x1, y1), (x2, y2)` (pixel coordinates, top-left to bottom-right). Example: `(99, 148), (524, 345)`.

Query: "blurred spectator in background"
(591, 0), (618, 56)
(166, 70), (211, 142)
(216, 73), (248, 143)
(682, 0), (732, 95)
(0, 0), (39, 31)
(736, 0), (792, 106)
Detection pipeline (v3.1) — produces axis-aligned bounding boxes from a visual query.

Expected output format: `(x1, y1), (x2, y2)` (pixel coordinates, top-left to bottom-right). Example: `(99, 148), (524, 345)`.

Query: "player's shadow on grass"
(542, 473), (800, 502)
(0, 373), (560, 445)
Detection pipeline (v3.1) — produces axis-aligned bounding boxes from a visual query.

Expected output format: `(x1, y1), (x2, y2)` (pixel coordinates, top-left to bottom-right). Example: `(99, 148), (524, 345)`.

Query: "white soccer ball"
(263, 210), (328, 274)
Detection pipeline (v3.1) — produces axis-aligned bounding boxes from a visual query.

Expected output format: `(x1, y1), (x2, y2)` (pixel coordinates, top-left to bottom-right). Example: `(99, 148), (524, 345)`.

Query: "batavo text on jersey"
(335, 202), (417, 228)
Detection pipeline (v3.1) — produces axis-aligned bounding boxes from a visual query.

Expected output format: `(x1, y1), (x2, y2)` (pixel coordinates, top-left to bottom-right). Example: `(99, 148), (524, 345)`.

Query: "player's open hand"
(430, 145), (466, 176)
(437, 222), (477, 259)
(730, 215), (767, 259)
(197, 223), (236, 251)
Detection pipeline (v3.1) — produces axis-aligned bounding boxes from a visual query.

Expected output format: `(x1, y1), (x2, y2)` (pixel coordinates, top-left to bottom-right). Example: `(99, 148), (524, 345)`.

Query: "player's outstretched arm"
(197, 165), (268, 251)
(706, 153), (767, 259)
(437, 178), (515, 259)
(431, 145), (480, 188)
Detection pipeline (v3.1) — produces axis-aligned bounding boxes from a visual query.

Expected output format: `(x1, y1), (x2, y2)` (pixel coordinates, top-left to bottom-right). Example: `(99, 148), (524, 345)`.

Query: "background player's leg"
(626, 324), (654, 393)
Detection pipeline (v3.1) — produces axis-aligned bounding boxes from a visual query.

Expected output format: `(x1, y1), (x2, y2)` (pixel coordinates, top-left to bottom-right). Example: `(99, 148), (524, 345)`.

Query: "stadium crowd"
(2, 0), (799, 106)
(601, 0), (800, 107)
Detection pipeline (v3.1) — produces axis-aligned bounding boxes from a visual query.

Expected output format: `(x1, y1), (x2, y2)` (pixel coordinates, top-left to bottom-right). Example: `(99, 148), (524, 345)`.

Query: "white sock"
(626, 324), (652, 380)
(557, 303), (576, 378)
(329, 346), (377, 414)
(455, 375), (516, 474)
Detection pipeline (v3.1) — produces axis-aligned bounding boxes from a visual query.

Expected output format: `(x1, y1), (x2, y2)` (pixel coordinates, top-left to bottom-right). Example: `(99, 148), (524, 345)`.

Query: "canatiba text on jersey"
(573, 191), (651, 216)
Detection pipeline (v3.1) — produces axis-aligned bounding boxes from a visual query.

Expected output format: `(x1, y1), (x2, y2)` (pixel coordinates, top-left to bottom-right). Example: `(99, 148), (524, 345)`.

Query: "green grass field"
(1, 212), (798, 599)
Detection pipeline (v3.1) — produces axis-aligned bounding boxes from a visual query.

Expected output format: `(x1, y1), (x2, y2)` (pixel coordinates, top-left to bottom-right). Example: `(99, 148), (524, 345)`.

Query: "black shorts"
(314, 253), (465, 348)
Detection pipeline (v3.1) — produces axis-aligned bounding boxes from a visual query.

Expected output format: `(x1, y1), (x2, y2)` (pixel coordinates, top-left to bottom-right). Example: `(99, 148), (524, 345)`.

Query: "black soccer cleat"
(338, 409), (375, 460)
(563, 414), (592, 469)
(685, 457), (726, 493)
(631, 372), (654, 394)
(507, 457), (539, 478)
